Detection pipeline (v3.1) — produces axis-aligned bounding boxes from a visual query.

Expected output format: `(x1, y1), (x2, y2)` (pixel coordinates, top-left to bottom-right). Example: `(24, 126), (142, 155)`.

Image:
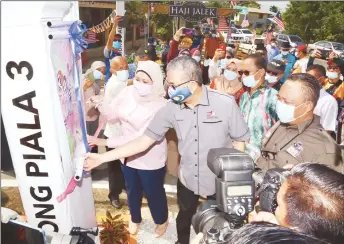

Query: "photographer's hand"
(190, 233), (204, 244)
(252, 211), (279, 225)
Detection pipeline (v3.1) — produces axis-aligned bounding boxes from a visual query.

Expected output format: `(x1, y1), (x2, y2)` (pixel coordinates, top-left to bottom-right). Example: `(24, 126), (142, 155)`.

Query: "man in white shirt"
(307, 64), (338, 133)
(293, 45), (309, 73)
(103, 56), (129, 208)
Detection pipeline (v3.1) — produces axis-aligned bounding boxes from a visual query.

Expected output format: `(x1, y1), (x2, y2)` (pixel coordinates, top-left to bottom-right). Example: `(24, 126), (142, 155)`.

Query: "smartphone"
(320, 50), (327, 59)
(218, 42), (227, 53)
(183, 28), (194, 35)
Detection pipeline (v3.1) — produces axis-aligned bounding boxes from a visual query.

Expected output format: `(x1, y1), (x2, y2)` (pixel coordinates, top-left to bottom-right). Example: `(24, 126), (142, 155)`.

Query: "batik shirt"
(239, 86), (279, 161)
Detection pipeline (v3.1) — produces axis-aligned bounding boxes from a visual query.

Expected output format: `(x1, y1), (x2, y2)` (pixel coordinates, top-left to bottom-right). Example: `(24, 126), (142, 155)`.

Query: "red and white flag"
(271, 11), (285, 31)
(218, 16), (229, 32)
(85, 30), (98, 43)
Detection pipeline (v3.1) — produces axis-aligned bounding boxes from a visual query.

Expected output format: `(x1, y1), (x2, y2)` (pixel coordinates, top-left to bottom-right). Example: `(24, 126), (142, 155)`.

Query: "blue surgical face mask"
(112, 41), (121, 49)
(265, 74), (278, 84)
(224, 70), (237, 81)
(212, 34), (217, 38)
(192, 56), (201, 63)
(168, 86), (192, 104)
(116, 70), (129, 82)
(326, 71), (339, 79)
(93, 70), (103, 80)
(153, 41), (157, 46)
(242, 70), (261, 88)
(281, 51), (289, 56)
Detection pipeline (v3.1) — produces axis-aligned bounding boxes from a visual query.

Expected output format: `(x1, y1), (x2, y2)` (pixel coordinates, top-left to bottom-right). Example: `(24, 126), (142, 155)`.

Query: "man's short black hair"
(286, 73), (321, 107)
(115, 34), (122, 39)
(306, 64), (326, 78)
(246, 54), (267, 71)
(285, 163), (344, 244)
(227, 222), (330, 244)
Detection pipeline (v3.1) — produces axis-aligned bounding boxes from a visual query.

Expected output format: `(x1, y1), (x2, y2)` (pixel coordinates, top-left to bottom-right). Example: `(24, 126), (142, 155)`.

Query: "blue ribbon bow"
(69, 21), (88, 54)
(69, 21), (90, 157)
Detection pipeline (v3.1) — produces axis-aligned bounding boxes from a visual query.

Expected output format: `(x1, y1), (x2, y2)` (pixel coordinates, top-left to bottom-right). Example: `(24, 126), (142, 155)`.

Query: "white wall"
(235, 12), (271, 29)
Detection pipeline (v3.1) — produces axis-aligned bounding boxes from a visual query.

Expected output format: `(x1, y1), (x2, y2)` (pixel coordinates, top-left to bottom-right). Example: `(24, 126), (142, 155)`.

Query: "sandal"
(155, 220), (169, 238)
(128, 221), (140, 235)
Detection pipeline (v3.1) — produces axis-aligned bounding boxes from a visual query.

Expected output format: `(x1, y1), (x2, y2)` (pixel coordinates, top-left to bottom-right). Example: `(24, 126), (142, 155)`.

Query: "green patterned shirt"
(239, 86), (278, 161)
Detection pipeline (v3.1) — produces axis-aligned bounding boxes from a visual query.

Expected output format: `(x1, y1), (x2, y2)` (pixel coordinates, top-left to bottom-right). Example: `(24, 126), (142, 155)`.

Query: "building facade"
(234, 7), (273, 30)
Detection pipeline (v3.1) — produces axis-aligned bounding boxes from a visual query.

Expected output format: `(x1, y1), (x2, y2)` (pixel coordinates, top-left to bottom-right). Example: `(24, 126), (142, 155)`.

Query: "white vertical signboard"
(116, 1), (126, 56)
(1, 1), (96, 234)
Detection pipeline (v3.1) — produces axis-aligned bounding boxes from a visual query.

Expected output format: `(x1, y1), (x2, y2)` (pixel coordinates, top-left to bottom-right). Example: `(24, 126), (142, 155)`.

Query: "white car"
(224, 28), (254, 43)
(238, 37), (265, 55)
(307, 41), (344, 59)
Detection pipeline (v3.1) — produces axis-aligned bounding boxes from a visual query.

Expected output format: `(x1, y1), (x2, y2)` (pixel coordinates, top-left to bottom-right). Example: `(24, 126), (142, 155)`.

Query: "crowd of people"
(81, 16), (344, 244)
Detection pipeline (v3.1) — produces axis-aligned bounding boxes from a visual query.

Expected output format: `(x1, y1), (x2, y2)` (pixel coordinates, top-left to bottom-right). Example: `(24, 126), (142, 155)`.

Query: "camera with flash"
(192, 148), (255, 243)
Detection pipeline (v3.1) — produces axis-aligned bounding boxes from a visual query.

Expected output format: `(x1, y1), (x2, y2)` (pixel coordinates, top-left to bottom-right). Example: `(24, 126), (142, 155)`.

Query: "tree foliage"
(205, 1), (261, 9)
(283, 1), (344, 44)
(236, 1), (261, 9)
(269, 5), (279, 13)
(125, 1), (174, 41)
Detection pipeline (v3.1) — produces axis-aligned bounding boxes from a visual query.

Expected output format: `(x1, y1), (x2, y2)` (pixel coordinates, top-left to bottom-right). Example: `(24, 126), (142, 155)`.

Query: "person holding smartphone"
(166, 27), (194, 64)
(104, 15), (123, 85)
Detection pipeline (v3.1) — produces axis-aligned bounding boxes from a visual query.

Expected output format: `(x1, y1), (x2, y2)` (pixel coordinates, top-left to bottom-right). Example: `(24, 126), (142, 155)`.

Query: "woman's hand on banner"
(87, 135), (107, 147)
(84, 153), (103, 171)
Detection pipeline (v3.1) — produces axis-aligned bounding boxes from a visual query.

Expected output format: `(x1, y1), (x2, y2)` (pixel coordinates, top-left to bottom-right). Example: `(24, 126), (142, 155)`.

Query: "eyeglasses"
(164, 79), (190, 89)
(238, 70), (251, 76)
(267, 70), (279, 76)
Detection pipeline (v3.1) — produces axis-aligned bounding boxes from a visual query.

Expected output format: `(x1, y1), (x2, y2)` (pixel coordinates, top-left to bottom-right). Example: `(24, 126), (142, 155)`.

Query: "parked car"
(224, 27), (254, 43)
(307, 41), (344, 59)
(238, 37), (265, 55)
(276, 34), (304, 47)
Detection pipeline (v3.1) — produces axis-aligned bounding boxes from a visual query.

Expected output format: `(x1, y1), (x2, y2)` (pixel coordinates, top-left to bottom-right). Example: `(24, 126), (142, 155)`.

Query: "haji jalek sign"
(169, 1), (218, 22)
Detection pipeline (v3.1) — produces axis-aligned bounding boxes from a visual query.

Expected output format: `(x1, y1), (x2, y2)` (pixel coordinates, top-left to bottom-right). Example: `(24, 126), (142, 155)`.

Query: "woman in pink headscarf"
(88, 61), (169, 237)
(210, 58), (247, 105)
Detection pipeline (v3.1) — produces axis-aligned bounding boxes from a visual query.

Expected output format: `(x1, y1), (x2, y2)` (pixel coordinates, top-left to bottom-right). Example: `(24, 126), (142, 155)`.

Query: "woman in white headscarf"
(88, 61), (169, 237)
(83, 61), (106, 136)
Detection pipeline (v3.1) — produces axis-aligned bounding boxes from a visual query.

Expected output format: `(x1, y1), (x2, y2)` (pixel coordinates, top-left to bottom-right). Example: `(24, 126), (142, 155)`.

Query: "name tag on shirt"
(286, 141), (303, 158)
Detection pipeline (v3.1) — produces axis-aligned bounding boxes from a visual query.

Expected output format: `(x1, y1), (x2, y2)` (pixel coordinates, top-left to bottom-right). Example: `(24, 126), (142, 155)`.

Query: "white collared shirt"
(103, 74), (127, 138)
(314, 89), (338, 131)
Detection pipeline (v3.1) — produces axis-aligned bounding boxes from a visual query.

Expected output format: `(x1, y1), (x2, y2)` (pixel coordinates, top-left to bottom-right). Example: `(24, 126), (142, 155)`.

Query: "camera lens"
(207, 228), (220, 242)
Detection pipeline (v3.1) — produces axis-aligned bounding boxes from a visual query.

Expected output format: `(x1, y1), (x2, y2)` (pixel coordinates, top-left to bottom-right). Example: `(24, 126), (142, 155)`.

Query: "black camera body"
(192, 148), (287, 244)
(253, 168), (288, 213)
